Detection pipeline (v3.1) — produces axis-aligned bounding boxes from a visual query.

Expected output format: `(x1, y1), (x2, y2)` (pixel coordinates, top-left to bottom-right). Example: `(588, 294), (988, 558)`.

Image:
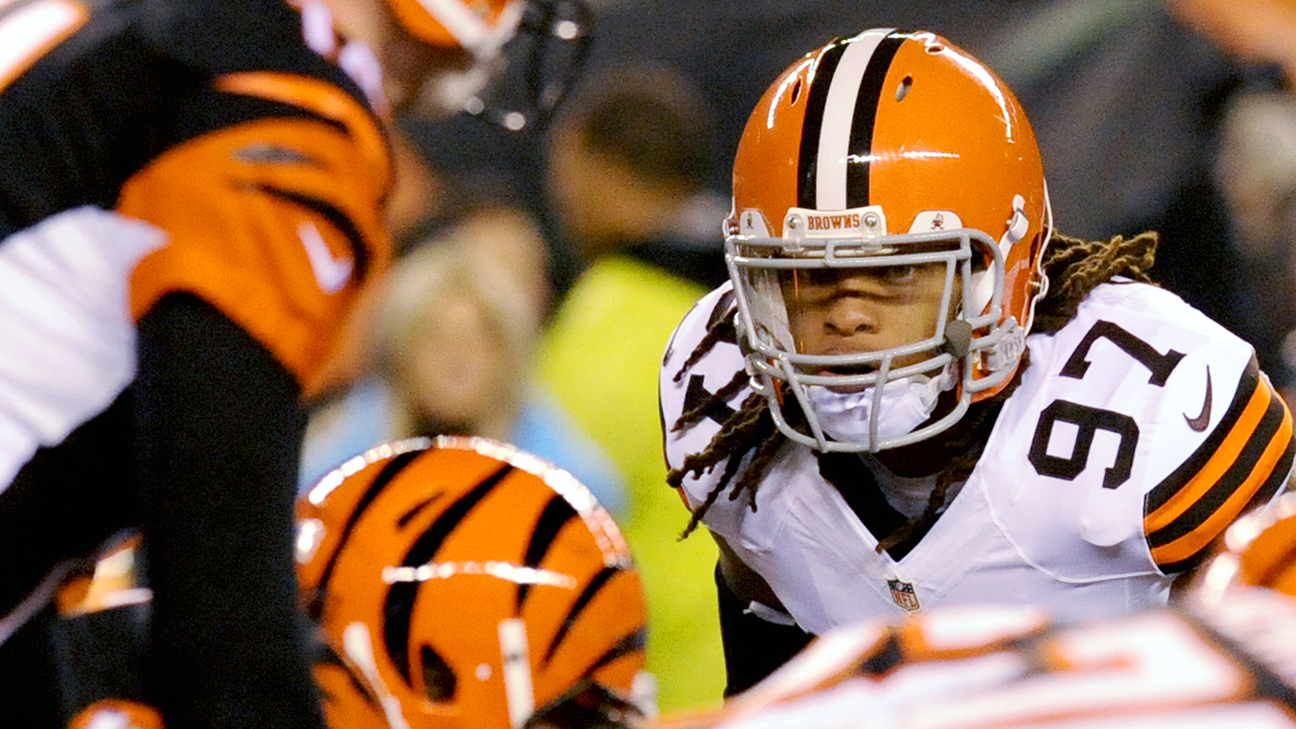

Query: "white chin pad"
(807, 366), (955, 448)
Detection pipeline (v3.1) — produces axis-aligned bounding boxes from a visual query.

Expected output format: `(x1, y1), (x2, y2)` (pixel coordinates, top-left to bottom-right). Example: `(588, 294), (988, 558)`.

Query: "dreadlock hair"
(1032, 230), (1159, 334)
(668, 229), (1162, 542)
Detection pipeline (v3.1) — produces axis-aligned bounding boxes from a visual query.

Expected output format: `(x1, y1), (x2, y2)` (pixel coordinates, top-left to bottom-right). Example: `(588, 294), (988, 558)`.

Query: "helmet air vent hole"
(927, 44), (944, 54)
(790, 79), (803, 104)
(896, 76), (913, 102)
(422, 644), (458, 701)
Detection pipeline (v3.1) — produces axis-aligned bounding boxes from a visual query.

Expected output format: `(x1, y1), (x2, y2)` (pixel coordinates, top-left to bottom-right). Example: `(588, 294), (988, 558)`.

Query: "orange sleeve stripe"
(1145, 382), (1273, 533)
(132, 241), (336, 392)
(216, 71), (389, 195)
(121, 116), (391, 397)
(1150, 401), (1293, 565)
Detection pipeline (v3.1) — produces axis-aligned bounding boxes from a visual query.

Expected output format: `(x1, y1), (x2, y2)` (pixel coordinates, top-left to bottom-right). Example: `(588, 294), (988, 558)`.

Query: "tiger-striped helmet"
(296, 436), (651, 729)
(725, 28), (1052, 452)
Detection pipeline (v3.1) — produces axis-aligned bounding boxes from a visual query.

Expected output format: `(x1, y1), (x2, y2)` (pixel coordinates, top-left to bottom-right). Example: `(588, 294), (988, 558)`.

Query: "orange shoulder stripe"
(1150, 400), (1293, 566)
(1145, 383), (1274, 533)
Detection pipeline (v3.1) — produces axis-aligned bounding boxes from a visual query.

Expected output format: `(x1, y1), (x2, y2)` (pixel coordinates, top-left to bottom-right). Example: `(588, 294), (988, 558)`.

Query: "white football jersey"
(660, 282), (1294, 634)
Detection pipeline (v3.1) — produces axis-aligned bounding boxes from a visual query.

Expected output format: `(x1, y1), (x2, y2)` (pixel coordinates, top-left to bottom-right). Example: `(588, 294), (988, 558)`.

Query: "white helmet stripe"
(500, 618), (536, 729)
(815, 31), (891, 210)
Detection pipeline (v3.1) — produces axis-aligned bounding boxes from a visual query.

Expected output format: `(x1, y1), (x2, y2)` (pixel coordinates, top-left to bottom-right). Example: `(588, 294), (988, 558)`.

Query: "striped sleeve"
(1144, 357), (1296, 573)
(121, 72), (391, 399)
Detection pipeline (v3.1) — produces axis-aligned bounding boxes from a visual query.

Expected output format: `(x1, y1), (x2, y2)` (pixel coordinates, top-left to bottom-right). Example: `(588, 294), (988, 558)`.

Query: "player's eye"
(878, 264), (920, 285)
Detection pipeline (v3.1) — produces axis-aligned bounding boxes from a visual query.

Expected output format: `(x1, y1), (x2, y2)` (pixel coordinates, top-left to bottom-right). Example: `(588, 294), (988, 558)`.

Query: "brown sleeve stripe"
(1146, 364), (1269, 531)
(1145, 366), (1295, 571)
(1147, 358), (1260, 516)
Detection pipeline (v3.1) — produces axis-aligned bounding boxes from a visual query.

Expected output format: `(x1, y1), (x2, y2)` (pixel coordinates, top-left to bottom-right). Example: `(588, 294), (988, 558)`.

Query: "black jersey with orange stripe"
(0, 3), (392, 727)
(0, 0), (391, 397)
(0, 0), (382, 229)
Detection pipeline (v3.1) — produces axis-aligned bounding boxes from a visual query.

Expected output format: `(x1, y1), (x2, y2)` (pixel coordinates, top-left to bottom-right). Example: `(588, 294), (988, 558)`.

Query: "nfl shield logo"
(887, 578), (921, 613)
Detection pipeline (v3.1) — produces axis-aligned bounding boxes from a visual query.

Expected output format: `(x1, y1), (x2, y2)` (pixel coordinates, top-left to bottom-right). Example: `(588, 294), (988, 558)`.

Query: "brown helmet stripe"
(796, 38), (848, 209)
(846, 32), (906, 208)
(796, 30), (906, 210)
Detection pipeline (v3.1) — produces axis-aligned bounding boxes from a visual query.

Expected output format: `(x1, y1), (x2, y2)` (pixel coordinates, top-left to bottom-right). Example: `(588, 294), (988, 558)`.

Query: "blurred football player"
(655, 491), (1296, 729)
(0, 0), (586, 728)
(57, 437), (652, 729)
(659, 27), (1296, 695)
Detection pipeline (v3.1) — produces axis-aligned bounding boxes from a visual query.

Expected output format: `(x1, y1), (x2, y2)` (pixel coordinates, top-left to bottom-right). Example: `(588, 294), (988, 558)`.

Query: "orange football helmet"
(726, 28), (1052, 452)
(297, 436), (651, 729)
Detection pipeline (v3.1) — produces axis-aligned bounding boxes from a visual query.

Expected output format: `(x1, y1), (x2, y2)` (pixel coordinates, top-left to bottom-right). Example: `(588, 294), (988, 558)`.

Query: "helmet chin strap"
(969, 194), (1031, 318)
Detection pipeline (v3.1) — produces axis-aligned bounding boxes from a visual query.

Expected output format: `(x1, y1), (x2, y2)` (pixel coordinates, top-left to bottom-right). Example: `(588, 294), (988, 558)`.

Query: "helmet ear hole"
(895, 75), (913, 102)
(421, 644), (458, 701)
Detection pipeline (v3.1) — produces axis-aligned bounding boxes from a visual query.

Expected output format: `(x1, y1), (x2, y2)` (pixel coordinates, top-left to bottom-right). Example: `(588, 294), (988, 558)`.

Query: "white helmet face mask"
(727, 204), (1019, 452)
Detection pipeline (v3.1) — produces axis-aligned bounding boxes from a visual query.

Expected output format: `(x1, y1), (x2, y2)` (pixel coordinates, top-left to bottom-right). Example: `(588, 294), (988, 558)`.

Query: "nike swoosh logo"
(298, 221), (353, 294)
(1185, 366), (1212, 432)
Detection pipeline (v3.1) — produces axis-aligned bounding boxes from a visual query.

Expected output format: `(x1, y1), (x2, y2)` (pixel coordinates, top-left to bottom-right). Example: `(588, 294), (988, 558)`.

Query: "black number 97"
(1027, 321), (1183, 489)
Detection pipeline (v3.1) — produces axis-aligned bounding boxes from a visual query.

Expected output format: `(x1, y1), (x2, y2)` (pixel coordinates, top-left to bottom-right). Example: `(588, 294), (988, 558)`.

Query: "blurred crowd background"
(302, 0), (1296, 711)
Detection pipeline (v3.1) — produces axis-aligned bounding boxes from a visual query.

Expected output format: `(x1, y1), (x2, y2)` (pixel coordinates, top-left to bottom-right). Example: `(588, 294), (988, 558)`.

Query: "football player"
(659, 27), (1296, 695)
(0, 0), (586, 728)
(58, 437), (653, 729)
(656, 492), (1296, 729)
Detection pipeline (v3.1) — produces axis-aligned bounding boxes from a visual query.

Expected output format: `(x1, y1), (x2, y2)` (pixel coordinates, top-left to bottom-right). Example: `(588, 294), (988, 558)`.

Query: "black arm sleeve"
(715, 563), (813, 697)
(134, 293), (325, 729)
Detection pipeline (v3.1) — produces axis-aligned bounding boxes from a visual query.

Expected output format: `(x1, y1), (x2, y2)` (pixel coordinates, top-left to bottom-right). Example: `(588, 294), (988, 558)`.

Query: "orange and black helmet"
(297, 436), (651, 729)
(725, 28), (1052, 451)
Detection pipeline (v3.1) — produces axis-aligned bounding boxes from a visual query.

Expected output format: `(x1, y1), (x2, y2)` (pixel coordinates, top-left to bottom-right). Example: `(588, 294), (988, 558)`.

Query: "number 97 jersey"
(990, 281), (1293, 579)
(660, 280), (1296, 633)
